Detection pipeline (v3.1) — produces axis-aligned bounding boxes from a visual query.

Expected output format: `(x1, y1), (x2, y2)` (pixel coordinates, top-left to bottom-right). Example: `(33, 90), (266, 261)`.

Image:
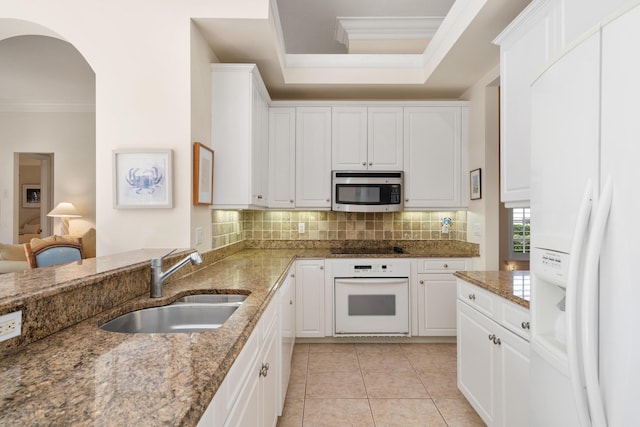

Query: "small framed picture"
(22, 184), (41, 208)
(113, 149), (173, 209)
(470, 168), (482, 200)
(193, 142), (214, 205)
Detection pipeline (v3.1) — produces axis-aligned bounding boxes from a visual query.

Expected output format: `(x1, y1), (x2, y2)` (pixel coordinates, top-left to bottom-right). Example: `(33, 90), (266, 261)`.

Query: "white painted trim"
(334, 16), (444, 47)
(493, 0), (553, 46)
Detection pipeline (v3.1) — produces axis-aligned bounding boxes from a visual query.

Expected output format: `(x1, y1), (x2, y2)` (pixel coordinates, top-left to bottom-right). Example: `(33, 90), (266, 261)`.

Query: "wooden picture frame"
(470, 168), (482, 200)
(113, 149), (173, 208)
(193, 142), (214, 205)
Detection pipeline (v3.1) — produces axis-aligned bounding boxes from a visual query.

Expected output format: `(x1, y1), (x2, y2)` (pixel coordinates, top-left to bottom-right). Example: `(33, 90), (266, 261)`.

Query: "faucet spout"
(150, 250), (203, 298)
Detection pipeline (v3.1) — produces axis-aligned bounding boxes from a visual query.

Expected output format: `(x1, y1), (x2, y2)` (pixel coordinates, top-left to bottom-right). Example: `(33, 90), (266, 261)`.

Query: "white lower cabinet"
(295, 259), (325, 338)
(456, 279), (530, 427)
(198, 295), (279, 427)
(416, 258), (471, 336)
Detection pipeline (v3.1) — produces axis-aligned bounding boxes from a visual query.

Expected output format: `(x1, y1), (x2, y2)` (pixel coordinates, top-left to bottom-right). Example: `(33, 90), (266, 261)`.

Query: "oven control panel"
(331, 259), (411, 277)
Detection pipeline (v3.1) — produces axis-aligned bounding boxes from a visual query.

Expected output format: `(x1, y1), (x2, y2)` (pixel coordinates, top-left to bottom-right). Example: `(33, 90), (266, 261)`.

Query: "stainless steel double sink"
(100, 294), (247, 334)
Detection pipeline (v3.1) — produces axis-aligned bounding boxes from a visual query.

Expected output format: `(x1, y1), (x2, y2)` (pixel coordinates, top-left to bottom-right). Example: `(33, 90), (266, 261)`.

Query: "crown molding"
(0, 100), (95, 113)
(335, 16), (444, 48)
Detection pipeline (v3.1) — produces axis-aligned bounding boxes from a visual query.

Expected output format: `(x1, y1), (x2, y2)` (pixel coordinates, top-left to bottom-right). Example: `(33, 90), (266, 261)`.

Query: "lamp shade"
(47, 202), (82, 218)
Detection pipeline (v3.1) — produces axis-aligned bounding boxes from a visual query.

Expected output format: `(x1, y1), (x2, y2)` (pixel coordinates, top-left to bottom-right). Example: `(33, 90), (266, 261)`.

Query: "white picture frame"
(113, 149), (173, 209)
(193, 142), (214, 205)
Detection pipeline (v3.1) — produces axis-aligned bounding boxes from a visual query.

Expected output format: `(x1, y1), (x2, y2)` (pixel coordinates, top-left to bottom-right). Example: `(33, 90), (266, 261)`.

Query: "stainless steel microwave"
(332, 171), (404, 212)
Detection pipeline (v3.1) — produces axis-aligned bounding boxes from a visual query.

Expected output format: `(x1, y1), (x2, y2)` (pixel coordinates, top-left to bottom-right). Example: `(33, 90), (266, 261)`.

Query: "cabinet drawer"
(458, 280), (493, 318)
(418, 258), (469, 273)
(500, 301), (531, 341)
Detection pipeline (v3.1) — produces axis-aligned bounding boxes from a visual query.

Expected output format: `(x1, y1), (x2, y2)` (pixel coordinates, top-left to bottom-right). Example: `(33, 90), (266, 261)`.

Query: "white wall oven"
(333, 259), (410, 336)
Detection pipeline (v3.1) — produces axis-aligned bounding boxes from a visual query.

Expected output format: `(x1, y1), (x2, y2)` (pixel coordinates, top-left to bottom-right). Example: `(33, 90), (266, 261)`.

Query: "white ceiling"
(0, 0), (531, 106)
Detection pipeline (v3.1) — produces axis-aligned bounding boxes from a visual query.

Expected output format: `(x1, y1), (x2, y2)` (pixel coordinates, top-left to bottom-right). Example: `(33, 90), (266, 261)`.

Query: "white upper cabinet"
(403, 106), (468, 209)
(332, 106), (403, 171)
(368, 107), (404, 170)
(494, 0), (562, 207)
(211, 64), (270, 209)
(268, 107), (296, 209)
(295, 107), (332, 208)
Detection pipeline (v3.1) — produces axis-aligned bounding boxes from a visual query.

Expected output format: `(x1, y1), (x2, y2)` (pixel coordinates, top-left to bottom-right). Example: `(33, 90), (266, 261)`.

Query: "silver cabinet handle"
(259, 362), (270, 377)
(488, 334), (495, 341)
(468, 294), (476, 300)
(521, 321), (530, 330)
(290, 273), (295, 278)
(257, 195), (263, 199)
(495, 337), (501, 345)
(488, 334), (501, 345)
(419, 280), (425, 285)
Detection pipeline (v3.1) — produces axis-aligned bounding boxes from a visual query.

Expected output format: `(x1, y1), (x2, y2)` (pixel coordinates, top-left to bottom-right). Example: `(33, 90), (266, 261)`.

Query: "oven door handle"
(334, 278), (409, 286)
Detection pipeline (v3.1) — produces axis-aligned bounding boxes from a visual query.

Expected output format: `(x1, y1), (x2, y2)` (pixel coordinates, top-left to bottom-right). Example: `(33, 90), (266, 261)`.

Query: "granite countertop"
(0, 242), (479, 426)
(454, 270), (530, 309)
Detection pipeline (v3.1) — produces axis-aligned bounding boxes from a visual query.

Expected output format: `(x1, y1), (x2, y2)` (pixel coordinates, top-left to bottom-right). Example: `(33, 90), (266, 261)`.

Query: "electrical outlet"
(195, 227), (204, 245)
(0, 311), (21, 342)
(298, 223), (305, 234)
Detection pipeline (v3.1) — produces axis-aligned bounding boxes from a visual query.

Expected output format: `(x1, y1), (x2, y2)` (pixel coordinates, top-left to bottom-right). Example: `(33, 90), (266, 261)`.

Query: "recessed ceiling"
(195, 0), (532, 100)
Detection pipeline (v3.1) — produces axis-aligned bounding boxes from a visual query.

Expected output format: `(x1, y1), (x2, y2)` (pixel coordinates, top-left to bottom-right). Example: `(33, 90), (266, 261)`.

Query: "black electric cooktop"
(330, 246), (406, 255)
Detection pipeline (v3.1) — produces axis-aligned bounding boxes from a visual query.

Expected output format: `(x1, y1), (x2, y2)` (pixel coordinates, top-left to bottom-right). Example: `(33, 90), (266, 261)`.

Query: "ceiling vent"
(334, 16), (445, 54)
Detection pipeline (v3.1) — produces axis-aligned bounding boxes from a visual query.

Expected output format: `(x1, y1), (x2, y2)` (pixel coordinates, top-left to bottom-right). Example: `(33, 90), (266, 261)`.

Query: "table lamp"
(47, 202), (82, 235)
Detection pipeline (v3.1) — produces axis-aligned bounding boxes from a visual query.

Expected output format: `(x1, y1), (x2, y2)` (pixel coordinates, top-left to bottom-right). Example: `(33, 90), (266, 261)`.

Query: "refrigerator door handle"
(582, 175), (613, 427)
(566, 179), (594, 427)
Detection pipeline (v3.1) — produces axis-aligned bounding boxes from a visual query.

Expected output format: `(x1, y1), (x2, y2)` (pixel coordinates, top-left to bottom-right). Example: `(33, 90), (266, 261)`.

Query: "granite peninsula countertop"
(0, 241), (479, 426)
(454, 270), (531, 309)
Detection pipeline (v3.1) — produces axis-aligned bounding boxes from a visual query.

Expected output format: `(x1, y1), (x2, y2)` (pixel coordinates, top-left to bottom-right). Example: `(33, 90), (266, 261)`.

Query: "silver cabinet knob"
(290, 199), (294, 203)
(290, 273), (295, 278)
(257, 195), (263, 199)
(443, 264), (448, 268)
(362, 162), (367, 166)
(319, 266), (324, 270)
(419, 280), (425, 285)
(289, 300), (293, 305)
(369, 162), (373, 166)
(488, 334), (495, 341)
(521, 321), (530, 330)
(405, 199), (409, 202)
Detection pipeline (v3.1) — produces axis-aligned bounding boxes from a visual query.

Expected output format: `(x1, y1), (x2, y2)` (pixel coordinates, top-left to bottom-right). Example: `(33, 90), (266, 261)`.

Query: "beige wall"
(0, 0), (271, 255)
(461, 66), (501, 270)
(0, 111), (96, 243)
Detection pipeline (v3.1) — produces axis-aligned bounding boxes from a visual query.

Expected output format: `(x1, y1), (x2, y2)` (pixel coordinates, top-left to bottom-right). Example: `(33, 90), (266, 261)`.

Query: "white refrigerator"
(530, 3), (640, 426)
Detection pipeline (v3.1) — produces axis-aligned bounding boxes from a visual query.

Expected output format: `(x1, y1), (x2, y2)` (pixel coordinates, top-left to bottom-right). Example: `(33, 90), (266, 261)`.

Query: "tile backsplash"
(212, 210), (467, 250)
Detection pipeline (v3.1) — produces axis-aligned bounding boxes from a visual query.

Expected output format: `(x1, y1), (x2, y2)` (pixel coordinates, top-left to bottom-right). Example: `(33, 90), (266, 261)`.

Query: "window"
(509, 207), (530, 260)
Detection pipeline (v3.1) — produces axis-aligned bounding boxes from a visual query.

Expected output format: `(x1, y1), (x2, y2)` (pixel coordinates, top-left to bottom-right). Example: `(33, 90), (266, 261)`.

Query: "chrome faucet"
(150, 249), (203, 298)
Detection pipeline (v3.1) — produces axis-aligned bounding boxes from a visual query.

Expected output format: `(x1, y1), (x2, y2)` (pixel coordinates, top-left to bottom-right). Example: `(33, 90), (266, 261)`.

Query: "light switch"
(195, 227), (204, 245)
(473, 223), (481, 236)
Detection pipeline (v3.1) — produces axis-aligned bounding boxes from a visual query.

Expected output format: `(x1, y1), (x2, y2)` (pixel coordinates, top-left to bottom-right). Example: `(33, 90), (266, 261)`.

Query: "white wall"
(0, 0), (270, 256)
(0, 111), (96, 243)
(461, 65), (501, 270)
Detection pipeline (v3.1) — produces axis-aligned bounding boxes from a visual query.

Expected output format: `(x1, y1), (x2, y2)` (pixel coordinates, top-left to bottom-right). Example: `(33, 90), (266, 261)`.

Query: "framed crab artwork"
(113, 149), (173, 208)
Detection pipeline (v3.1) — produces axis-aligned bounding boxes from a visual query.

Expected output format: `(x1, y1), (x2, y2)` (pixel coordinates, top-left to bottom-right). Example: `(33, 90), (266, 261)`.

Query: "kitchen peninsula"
(0, 240), (478, 426)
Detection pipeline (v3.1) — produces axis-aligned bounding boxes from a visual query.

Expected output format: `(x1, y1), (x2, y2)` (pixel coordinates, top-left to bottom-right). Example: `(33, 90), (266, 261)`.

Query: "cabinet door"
(295, 259), (325, 337)
(261, 318), (279, 427)
(332, 107), (367, 170)
(269, 107), (296, 208)
(404, 107), (464, 208)
(368, 107), (403, 170)
(278, 268), (296, 414)
(417, 273), (457, 336)
(500, 13), (552, 206)
(457, 300), (499, 426)
(224, 362), (260, 427)
(295, 108), (332, 208)
(499, 327), (530, 427)
(251, 86), (269, 206)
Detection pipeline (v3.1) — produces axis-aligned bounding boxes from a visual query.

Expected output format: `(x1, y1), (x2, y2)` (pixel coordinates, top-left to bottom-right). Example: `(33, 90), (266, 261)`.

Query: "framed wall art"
(113, 149), (173, 208)
(193, 142), (214, 205)
(470, 168), (482, 200)
(22, 184), (41, 208)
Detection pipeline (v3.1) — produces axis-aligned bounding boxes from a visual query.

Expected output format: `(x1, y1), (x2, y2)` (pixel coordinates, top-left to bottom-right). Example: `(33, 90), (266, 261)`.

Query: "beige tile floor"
(277, 342), (486, 426)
